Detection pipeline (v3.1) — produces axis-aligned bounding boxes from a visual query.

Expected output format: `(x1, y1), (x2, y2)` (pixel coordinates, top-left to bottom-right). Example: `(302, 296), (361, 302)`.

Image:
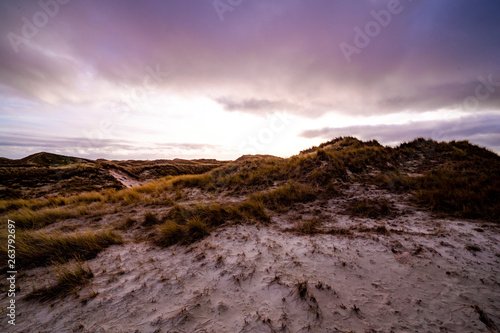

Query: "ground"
(2, 186), (499, 332)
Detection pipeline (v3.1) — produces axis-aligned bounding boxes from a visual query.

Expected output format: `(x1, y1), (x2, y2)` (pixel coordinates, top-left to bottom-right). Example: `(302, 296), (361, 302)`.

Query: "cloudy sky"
(1, 0), (499, 160)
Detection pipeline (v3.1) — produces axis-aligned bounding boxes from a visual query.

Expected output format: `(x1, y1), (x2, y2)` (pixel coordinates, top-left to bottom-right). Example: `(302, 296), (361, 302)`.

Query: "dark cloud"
(1, 0), (499, 114)
(300, 113), (500, 153)
(1, 0), (499, 158)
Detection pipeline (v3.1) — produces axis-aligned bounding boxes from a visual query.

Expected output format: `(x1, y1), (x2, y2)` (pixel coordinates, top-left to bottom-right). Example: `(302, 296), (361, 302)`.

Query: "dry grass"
(344, 199), (392, 219)
(292, 218), (322, 235)
(413, 166), (500, 222)
(171, 173), (214, 190)
(142, 212), (162, 227)
(154, 216), (209, 247)
(0, 229), (122, 269)
(235, 198), (271, 223)
(115, 217), (136, 230)
(251, 182), (317, 212)
(25, 260), (94, 302)
(153, 199), (270, 247)
(7, 204), (100, 229)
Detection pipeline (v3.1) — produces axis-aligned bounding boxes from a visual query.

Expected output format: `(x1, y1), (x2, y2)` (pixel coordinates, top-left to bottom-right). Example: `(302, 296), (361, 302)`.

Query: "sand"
(2, 188), (500, 332)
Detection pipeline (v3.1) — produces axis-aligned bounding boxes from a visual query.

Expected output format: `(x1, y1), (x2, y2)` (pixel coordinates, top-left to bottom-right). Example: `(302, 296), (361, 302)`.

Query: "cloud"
(1, 0), (499, 116)
(0, 133), (224, 160)
(1, 1), (500, 159)
(300, 113), (500, 153)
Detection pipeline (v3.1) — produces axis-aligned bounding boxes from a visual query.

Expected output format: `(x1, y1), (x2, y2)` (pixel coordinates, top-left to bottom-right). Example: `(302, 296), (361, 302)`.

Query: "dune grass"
(413, 166), (500, 221)
(294, 218), (322, 235)
(25, 259), (94, 302)
(154, 216), (210, 247)
(153, 199), (270, 247)
(0, 229), (122, 269)
(345, 199), (392, 219)
(251, 182), (317, 212)
(8, 204), (99, 229)
(400, 140), (500, 222)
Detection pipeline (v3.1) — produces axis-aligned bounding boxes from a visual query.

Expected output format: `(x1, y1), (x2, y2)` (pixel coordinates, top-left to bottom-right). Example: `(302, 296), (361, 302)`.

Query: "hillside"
(0, 137), (499, 332)
(0, 152), (226, 200)
(0, 152), (92, 167)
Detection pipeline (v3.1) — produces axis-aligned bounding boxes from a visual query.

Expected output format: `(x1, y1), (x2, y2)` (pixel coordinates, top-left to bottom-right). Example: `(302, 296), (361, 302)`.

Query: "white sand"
(108, 169), (142, 188)
(2, 189), (500, 332)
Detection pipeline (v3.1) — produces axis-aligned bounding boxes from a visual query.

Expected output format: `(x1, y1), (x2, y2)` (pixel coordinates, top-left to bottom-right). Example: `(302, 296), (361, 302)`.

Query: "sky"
(0, 0), (499, 160)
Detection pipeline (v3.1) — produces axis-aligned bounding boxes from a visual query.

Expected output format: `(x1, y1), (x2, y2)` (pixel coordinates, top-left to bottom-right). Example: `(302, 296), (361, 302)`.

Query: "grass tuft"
(345, 199), (392, 219)
(25, 260), (93, 302)
(154, 216), (209, 247)
(143, 212), (162, 227)
(251, 182), (317, 212)
(1, 229), (122, 269)
(294, 218), (322, 235)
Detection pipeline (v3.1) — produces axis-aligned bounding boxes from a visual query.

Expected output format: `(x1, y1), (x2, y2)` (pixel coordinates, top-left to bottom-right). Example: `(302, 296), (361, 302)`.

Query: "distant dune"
(1, 137), (499, 332)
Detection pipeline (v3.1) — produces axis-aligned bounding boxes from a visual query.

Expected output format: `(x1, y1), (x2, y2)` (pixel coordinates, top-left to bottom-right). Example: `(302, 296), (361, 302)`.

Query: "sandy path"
(108, 169), (142, 188)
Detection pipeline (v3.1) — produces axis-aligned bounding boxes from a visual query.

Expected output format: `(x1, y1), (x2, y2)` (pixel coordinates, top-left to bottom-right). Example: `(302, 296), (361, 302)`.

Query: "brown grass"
(292, 218), (322, 235)
(413, 166), (500, 222)
(153, 199), (270, 247)
(25, 260), (94, 302)
(251, 182), (317, 212)
(154, 216), (209, 247)
(344, 199), (392, 219)
(0, 229), (122, 269)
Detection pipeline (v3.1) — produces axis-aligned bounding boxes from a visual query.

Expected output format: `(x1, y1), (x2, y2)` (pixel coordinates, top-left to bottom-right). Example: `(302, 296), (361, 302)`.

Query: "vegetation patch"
(413, 166), (500, 222)
(0, 229), (122, 269)
(25, 260), (94, 302)
(153, 199), (270, 247)
(344, 199), (392, 219)
(251, 182), (317, 212)
(142, 212), (162, 227)
(154, 217), (209, 247)
(291, 218), (322, 235)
